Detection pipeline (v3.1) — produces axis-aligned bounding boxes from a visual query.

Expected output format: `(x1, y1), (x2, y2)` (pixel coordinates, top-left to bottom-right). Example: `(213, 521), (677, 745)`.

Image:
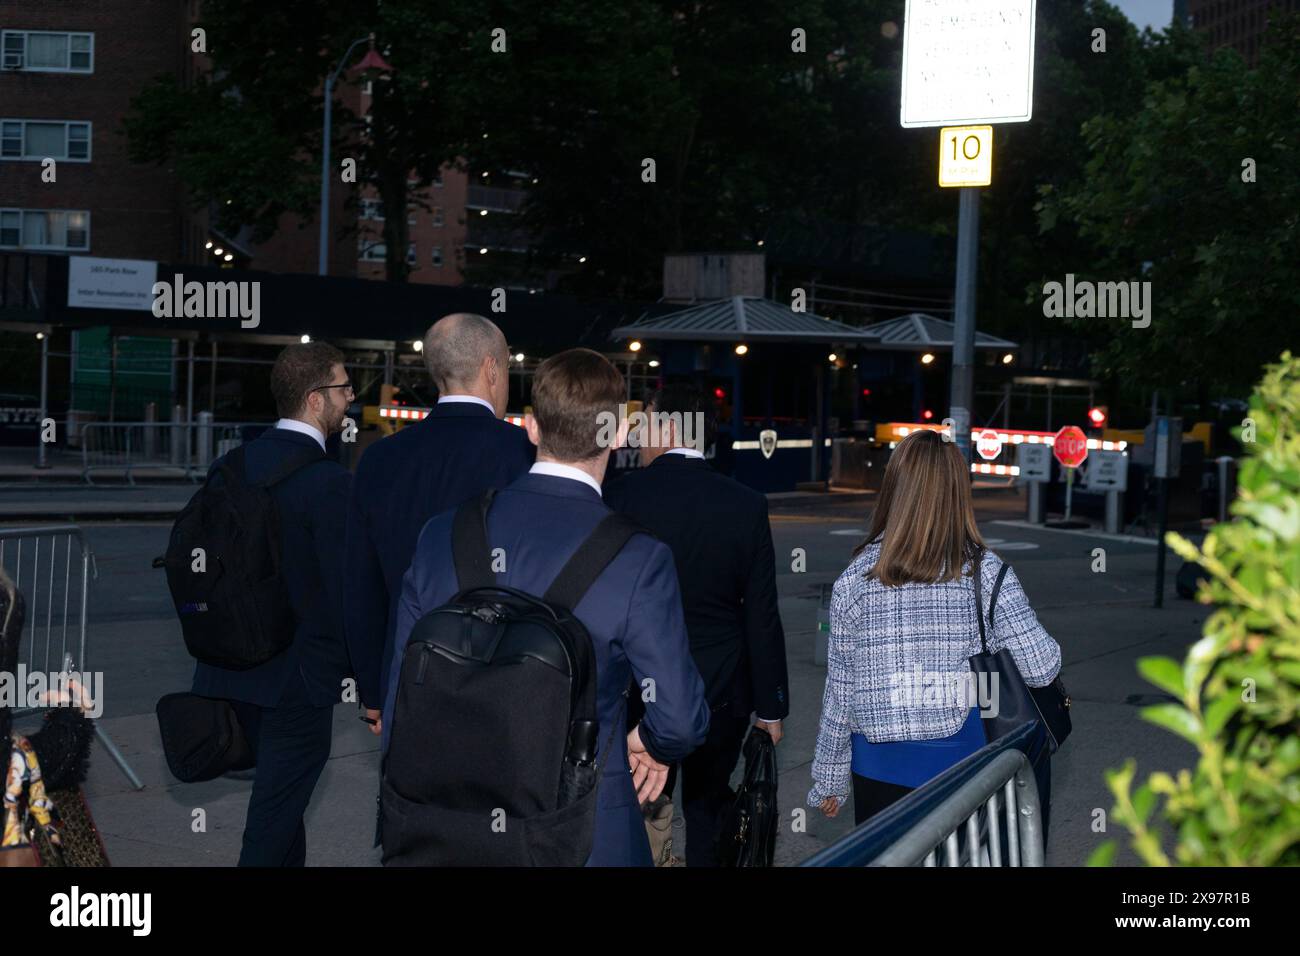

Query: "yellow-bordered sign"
(938, 125), (993, 187)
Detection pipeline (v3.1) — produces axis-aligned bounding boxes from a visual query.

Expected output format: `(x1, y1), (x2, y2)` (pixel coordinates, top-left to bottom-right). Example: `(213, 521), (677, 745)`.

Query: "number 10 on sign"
(939, 125), (993, 188)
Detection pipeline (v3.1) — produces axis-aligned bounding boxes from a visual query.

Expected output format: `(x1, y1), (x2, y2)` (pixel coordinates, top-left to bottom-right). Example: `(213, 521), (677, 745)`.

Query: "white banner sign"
(67, 256), (158, 311)
(900, 0), (1037, 128)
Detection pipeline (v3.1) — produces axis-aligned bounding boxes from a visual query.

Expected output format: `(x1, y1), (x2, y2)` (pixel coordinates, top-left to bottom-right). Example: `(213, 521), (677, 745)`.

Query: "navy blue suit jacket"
(383, 471), (711, 866)
(192, 428), (352, 709)
(344, 401), (534, 709)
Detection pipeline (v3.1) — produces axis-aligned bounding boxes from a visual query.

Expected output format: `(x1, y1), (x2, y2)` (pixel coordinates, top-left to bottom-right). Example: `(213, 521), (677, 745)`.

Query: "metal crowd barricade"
(0, 525), (144, 790)
(81, 422), (194, 484)
(80, 420), (270, 484)
(801, 721), (1044, 867)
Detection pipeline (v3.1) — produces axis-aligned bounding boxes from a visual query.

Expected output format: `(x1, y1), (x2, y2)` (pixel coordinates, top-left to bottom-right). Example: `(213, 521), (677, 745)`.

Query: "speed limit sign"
(939, 125), (993, 187)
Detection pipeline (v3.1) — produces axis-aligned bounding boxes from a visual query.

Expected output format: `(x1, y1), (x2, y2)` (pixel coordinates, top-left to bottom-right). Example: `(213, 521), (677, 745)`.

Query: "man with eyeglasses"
(191, 341), (354, 866)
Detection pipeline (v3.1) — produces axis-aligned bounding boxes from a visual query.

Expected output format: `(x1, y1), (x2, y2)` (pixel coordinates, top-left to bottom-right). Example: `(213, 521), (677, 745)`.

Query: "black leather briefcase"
(719, 727), (778, 867)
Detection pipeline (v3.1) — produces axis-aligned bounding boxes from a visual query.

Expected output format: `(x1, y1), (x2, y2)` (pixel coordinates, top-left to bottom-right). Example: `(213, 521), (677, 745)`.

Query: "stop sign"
(975, 429), (1002, 460)
(1053, 425), (1089, 469)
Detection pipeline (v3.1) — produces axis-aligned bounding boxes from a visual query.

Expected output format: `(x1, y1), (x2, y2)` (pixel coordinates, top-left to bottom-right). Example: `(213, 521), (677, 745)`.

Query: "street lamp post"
(318, 35), (393, 276)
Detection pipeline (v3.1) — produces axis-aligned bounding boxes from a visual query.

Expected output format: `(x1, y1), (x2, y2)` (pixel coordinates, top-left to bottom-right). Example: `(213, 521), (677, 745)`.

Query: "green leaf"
(1141, 703), (1203, 744)
(1087, 842), (1118, 867)
(1133, 784), (1158, 825)
(1203, 694), (1240, 736)
(1138, 656), (1186, 698)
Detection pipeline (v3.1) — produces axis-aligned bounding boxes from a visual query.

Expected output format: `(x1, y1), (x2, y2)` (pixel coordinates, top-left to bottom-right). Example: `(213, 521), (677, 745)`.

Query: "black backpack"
(380, 489), (638, 867)
(161, 443), (323, 670)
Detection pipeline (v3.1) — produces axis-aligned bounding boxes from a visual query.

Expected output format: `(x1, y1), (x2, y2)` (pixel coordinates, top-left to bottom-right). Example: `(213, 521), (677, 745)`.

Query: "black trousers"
(663, 709), (751, 867)
(231, 677), (334, 867)
(852, 774), (913, 826)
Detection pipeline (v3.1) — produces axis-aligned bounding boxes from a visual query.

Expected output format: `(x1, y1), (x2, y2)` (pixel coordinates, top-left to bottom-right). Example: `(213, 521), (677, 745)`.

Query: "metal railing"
(801, 721), (1044, 867)
(80, 419), (265, 484)
(0, 525), (143, 789)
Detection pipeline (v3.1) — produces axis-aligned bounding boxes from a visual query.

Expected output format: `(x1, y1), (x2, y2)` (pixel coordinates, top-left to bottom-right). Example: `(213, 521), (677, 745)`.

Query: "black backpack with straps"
(380, 489), (639, 867)
(161, 442), (323, 670)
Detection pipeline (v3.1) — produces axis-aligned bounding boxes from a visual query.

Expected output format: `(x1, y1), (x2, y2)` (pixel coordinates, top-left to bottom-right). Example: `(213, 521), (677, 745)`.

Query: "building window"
(1, 31), (93, 73)
(360, 198), (384, 221)
(431, 245), (443, 267)
(0, 208), (90, 251)
(431, 206), (444, 227)
(358, 238), (386, 262)
(0, 120), (91, 161)
(406, 242), (417, 266)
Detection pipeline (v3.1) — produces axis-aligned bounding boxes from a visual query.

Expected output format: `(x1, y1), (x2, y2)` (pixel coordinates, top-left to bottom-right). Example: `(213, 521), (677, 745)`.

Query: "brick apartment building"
(0, 0), (208, 265)
(1186, 0), (1300, 64)
(0, 0), (504, 287)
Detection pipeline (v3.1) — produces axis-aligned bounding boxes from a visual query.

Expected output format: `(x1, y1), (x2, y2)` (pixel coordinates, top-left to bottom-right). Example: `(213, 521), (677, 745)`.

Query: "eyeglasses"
(315, 381), (355, 397)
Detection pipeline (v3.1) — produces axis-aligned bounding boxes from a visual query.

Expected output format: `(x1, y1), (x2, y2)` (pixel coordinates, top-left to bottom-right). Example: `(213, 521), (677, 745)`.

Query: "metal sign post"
(1017, 443), (1052, 523)
(1152, 415), (1182, 608)
(901, 0), (1036, 462)
(1086, 449), (1129, 534)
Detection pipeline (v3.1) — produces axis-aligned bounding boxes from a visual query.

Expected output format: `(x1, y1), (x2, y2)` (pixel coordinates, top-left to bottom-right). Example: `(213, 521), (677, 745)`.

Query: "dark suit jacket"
(192, 427), (352, 709)
(344, 401), (534, 709)
(605, 453), (790, 722)
(383, 471), (711, 866)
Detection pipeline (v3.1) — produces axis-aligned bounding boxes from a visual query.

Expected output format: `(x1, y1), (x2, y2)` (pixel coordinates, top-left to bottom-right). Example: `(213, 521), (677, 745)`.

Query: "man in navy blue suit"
(383, 349), (710, 866)
(193, 342), (353, 866)
(344, 314), (533, 732)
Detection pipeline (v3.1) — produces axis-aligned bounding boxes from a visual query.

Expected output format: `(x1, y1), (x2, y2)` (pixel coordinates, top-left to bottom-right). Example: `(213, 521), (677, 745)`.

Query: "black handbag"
(969, 551), (1072, 759)
(718, 727), (778, 867)
(156, 692), (256, 783)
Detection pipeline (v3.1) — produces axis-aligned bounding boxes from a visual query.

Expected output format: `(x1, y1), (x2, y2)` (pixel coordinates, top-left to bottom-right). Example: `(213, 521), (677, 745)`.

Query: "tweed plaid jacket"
(807, 542), (1061, 807)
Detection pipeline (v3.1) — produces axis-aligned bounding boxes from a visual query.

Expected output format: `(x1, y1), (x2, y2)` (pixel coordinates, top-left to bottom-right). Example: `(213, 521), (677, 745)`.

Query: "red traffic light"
(1087, 406), (1108, 428)
(713, 387), (725, 399)
(922, 409), (934, 420)
(861, 388), (872, 397)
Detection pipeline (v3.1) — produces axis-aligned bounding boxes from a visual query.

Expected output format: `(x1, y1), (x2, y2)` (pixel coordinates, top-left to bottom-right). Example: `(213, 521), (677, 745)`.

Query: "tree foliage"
(1037, 15), (1300, 395)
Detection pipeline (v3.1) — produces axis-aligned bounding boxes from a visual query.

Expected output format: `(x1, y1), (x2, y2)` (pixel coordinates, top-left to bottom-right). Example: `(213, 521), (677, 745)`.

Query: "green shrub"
(1091, 352), (1300, 866)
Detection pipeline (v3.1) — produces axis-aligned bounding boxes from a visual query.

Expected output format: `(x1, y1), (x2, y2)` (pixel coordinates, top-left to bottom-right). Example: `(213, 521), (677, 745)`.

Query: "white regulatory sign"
(900, 0), (1037, 128)
(1085, 450), (1128, 492)
(1017, 443), (1052, 482)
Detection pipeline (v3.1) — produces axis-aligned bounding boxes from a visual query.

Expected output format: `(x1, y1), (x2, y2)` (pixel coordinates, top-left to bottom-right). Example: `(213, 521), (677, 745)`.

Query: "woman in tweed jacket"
(807, 429), (1061, 825)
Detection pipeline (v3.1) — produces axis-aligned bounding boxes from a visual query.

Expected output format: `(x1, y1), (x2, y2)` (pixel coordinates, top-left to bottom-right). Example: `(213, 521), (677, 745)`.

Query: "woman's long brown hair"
(852, 429), (984, 585)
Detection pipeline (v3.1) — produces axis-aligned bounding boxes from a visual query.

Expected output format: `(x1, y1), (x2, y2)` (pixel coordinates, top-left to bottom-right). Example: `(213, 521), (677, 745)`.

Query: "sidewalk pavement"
(26, 514), (1202, 867)
(0, 484), (198, 521)
(0, 480), (1030, 523)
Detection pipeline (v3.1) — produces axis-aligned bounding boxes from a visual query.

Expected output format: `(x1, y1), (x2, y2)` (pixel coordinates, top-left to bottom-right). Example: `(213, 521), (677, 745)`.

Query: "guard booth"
(611, 297), (881, 492)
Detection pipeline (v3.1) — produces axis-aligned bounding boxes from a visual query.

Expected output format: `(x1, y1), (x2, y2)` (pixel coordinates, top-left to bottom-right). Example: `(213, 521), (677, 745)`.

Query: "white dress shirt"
(275, 417), (326, 451)
(437, 395), (496, 414)
(529, 461), (603, 497)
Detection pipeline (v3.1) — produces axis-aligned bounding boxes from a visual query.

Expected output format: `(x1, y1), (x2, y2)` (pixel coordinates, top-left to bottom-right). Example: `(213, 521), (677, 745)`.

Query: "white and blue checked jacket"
(807, 542), (1061, 807)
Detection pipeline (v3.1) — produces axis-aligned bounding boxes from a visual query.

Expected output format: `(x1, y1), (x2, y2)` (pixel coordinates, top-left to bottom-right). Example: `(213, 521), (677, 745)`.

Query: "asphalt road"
(2, 488), (1206, 866)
